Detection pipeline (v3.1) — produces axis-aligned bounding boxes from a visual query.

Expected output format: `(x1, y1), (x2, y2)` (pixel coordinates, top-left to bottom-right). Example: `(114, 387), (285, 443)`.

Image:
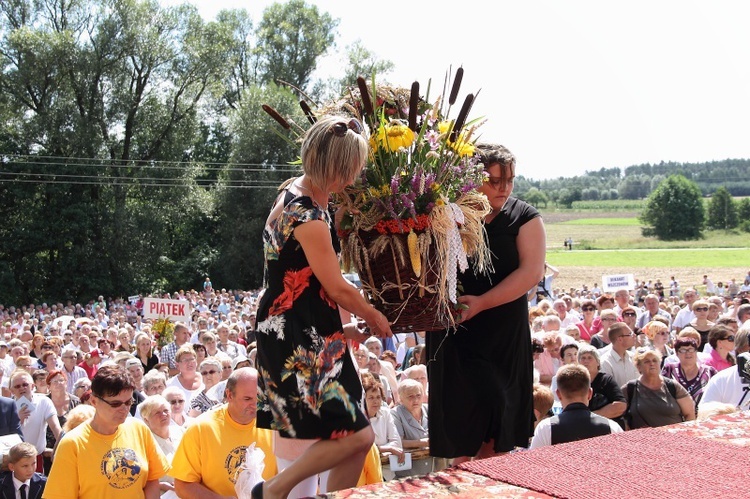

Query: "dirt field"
(552, 266), (748, 296)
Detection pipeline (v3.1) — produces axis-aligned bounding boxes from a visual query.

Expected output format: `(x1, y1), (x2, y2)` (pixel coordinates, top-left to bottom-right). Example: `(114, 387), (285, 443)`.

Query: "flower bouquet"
(264, 68), (492, 332)
(152, 317), (174, 350)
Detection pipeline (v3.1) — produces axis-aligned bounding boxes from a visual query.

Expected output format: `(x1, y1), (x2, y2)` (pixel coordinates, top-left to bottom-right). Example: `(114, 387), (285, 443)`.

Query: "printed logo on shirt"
(100, 448), (143, 489)
(225, 445), (248, 484)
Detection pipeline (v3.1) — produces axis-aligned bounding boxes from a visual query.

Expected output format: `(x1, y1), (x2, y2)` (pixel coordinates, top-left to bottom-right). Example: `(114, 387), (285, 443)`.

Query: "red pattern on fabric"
(268, 267), (314, 316)
(320, 286), (337, 309)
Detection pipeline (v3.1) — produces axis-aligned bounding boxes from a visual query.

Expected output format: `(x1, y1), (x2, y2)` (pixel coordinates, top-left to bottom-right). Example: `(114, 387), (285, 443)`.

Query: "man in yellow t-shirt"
(172, 367), (276, 498)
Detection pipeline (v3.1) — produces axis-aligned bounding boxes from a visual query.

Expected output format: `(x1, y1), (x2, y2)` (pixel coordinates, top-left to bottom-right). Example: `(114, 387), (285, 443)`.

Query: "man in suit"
(0, 395), (24, 472)
(529, 364), (622, 448)
(1, 442), (46, 499)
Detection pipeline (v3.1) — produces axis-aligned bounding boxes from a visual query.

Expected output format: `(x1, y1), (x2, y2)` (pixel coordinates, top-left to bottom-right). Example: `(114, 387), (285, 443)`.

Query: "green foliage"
(211, 84), (303, 290)
(255, 0), (337, 89)
(548, 248), (750, 268)
(640, 175), (705, 240)
(738, 198), (750, 221)
(706, 187), (738, 230)
(523, 187), (549, 208)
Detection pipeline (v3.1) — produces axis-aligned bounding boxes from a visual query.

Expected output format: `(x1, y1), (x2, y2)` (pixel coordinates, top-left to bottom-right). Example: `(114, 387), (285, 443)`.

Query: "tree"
(211, 84), (303, 290)
(524, 187), (549, 208)
(739, 198), (750, 221)
(706, 187), (738, 230)
(254, 0), (337, 90)
(640, 175), (705, 240)
(0, 0), (232, 302)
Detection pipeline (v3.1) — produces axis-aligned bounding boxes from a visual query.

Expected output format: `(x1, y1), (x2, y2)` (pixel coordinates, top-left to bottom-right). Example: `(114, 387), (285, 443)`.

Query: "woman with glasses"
(45, 365), (169, 498)
(162, 386), (193, 428)
(589, 309), (617, 349)
(687, 299), (715, 350)
(574, 299), (597, 342)
(643, 320), (674, 367)
(255, 115), (392, 498)
(187, 358), (222, 417)
(704, 325), (737, 372)
(662, 337), (716, 409)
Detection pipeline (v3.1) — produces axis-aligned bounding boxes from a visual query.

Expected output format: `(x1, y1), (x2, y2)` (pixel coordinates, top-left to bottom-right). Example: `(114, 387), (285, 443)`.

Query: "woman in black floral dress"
(254, 114), (392, 498)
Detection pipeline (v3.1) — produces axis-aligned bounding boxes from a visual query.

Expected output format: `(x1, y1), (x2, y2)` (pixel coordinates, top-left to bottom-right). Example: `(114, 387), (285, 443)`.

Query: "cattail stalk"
(450, 93), (474, 142)
(408, 82), (420, 131)
(448, 67), (464, 105)
(357, 76), (374, 116)
(262, 104), (291, 129)
(300, 100), (316, 125)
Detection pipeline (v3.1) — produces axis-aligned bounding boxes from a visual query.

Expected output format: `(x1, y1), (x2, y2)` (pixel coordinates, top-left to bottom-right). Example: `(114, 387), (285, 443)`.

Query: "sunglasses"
(693, 307), (708, 312)
(582, 307), (596, 312)
(623, 312), (637, 317)
(200, 370), (218, 376)
(330, 118), (364, 137)
(95, 395), (134, 408)
(721, 335), (735, 342)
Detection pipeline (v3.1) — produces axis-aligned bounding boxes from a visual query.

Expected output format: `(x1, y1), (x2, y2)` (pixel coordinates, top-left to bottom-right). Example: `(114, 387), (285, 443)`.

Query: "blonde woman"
(643, 320), (674, 366)
(134, 332), (159, 374)
(624, 349), (695, 429)
(687, 299), (715, 349)
(254, 115), (392, 498)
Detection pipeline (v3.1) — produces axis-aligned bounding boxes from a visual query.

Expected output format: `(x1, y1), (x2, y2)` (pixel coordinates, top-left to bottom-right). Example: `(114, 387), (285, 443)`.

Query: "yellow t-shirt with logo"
(44, 417), (170, 499)
(170, 405), (276, 497)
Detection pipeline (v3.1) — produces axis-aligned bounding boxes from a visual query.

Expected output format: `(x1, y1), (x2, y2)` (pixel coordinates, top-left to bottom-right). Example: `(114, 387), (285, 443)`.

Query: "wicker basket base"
(355, 230), (452, 333)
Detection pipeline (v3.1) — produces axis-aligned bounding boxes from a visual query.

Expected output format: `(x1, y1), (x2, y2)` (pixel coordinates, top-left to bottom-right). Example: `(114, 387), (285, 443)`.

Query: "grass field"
(540, 209), (750, 293)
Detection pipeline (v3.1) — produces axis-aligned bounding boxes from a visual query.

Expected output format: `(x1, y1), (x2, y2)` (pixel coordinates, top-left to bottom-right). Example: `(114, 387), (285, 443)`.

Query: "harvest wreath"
(264, 68), (492, 332)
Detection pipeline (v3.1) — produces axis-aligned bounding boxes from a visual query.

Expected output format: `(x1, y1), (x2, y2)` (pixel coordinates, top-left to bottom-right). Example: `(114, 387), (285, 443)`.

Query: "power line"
(0, 178), (279, 189)
(2, 154), (301, 173)
(0, 171), (285, 185)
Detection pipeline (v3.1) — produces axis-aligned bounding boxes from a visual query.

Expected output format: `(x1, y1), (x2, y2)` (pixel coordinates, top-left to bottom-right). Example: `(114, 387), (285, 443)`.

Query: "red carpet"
(458, 425), (750, 499)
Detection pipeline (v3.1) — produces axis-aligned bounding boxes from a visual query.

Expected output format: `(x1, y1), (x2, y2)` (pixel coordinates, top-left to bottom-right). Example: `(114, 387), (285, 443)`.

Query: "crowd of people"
(1, 112), (749, 497)
(529, 273), (750, 448)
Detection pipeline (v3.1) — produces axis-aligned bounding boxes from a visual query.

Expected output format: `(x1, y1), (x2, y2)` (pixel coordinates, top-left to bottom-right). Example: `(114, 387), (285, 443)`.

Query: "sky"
(163, 0), (750, 180)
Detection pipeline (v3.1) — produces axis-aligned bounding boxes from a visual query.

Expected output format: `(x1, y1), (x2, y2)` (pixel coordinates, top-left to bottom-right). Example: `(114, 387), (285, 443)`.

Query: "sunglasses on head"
(330, 118), (364, 137)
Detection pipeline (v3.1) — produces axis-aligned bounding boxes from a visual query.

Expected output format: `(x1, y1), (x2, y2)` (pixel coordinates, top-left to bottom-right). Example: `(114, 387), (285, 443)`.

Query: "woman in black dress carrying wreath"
(254, 114), (392, 498)
(426, 143), (546, 463)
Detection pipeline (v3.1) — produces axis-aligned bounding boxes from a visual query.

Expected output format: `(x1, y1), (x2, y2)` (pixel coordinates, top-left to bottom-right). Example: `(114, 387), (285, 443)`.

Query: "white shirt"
(599, 349), (640, 388)
(12, 475), (31, 499)
(673, 307), (696, 330)
(699, 362), (750, 411)
(529, 410), (623, 449)
(18, 393), (56, 454)
(370, 405), (402, 448)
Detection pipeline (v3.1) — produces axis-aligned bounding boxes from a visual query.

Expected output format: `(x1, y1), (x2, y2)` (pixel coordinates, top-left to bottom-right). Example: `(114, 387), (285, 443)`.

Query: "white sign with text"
(143, 297), (191, 323)
(602, 274), (635, 292)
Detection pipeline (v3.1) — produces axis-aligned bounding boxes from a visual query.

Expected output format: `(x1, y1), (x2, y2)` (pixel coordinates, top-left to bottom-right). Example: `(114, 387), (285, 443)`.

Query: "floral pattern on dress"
(256, 193), (370, 440)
